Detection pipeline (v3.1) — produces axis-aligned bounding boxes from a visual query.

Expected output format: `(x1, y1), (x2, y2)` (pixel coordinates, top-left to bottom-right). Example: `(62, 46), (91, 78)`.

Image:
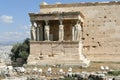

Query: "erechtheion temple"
(27, 1), (120, 66)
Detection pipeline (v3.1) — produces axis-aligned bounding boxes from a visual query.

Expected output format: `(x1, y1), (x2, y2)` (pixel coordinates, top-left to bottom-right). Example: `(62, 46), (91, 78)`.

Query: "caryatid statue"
(31, 22), (37, 41)
(44, 20), (50, 41)
(59, 20), (64, 41)
(74, 20), (82, 41)
(72, 26), (75, 41)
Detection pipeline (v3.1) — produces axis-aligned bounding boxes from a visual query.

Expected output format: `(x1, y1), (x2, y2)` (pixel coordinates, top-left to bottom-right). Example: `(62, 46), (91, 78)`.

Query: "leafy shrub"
(108, 70), (120, 76)
(11, 38), (30, 63)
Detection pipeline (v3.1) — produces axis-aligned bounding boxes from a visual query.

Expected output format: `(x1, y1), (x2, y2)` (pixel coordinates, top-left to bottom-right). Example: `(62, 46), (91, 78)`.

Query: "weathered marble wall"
(28, 41), (83, 65)
(39, 2), (120, 61)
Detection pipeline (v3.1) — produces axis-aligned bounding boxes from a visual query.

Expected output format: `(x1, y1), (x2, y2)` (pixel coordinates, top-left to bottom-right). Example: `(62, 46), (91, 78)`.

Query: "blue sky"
(0, 0), (113, 43)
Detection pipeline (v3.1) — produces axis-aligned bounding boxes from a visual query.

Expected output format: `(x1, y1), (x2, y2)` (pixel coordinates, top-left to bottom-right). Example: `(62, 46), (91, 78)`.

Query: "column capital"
(59, 19), (63, 25)
(31, 21), (34, 26)
(34, 22), (37, 27)
(78, 15), (84, 23)
(76, 20), (81, 24)
(38, 24), (41, 27)
(45, 20), (49, 25)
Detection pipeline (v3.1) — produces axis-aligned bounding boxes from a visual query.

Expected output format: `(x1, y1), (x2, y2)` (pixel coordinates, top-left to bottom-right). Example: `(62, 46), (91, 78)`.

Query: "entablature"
(29, 11), (84, 22)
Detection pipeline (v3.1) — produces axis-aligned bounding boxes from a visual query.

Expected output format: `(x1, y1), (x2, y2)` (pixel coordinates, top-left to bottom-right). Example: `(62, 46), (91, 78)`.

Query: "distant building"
(27, 1), (120, 66)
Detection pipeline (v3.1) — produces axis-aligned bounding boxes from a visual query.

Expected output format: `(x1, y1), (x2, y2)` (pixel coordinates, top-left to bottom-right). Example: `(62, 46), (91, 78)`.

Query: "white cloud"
(0, 15), (13, 24)
(24, 25), (29, 29)
(4, 32), (22, 36)
(25, 31), (30, 38)
(25, 31), (30, 35)
(0, 24), (31, 43)
(20, 25), (31, 30)
(0, 31), (30, 43)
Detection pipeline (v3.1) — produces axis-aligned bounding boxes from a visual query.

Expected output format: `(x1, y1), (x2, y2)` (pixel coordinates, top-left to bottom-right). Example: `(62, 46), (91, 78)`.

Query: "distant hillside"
(0, 40), (23, 46)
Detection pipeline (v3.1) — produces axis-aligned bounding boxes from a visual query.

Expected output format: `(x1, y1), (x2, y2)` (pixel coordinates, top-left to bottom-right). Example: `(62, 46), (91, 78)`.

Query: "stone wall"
(39, 2), (120, 62)
(28, 41), (83, 65)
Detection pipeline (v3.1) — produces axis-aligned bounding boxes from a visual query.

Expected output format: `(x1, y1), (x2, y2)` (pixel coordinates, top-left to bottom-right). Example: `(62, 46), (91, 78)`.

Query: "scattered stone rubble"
(0, 65), (119, 80)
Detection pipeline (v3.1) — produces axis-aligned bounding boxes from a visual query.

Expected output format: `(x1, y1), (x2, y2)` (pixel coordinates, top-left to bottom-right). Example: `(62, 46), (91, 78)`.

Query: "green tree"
(11, 38), (30, 63)
(19, 51), (29, 58)
(11, 43), (22, 61)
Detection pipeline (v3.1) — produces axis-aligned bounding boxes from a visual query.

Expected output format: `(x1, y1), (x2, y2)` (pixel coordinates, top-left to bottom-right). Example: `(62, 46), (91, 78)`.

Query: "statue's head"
(34, 22), (37, 27)
(77, 20), (81, 24)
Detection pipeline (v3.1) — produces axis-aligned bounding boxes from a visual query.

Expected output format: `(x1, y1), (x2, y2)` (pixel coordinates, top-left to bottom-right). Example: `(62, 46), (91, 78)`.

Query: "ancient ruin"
(27, 1), (120, 66)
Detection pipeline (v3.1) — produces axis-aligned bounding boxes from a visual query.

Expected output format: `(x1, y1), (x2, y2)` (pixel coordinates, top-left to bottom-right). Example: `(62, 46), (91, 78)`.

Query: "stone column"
(38, 24), (43, 41)
(34, 22), (37, 41)
(44, 20), (50, 41)
(72, 26), (75, 41)
(74, 20), (82, 41)
(59, 20), (64, 41)
(30, 21), (36, 41)
(36, 25), (40, 41)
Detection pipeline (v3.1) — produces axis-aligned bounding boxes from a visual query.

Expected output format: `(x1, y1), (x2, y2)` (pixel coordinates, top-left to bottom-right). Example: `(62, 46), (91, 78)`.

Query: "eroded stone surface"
(39, 2), (120, 62)
(28, 2), (120, 66)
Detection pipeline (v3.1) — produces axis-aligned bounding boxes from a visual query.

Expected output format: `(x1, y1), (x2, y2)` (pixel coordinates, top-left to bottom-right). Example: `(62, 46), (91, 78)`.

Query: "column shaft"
(39, 26), (43, 41)
(30, 24), (36, 41)
(74, 20), (82, 41)
(36, 27), (40, 41)
(44, 25), (50, 41)
(59, 19), (64, 41)
(72, 27), (75, 41)
(44, 20), (50, 41)
(59, 24), (64, 41)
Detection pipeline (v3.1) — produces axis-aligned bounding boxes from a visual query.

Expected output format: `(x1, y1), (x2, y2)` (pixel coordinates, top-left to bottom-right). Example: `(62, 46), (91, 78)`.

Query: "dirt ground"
(25, 62), (120, 73)
(80, 62), (120, 72)
(0, 62), (120, 79)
